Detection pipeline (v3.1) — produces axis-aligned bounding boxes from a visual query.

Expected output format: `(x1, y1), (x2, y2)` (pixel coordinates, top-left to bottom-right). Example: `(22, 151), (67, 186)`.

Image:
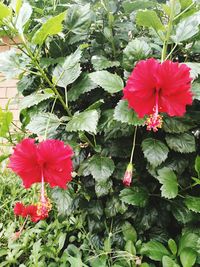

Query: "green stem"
(174, 2), (194, 21)
(130, 126), (137, 163)
(44, 97), (57, 140)
(161, 0), (176, 62)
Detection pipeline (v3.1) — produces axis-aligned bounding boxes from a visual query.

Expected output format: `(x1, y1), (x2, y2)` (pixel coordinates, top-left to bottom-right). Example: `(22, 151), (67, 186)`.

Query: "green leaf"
(15, 3), (32, 34)
(114, 100), (146, 126)
(192, 82), (200, 100)
(168, 239), (177, 255)
(185, 62), (200, 79)
(52, 188), (74, 216)
(163, 116), (194, 133)
(141, 240), (170, 261)
(66, 4), (92, 34)
(58, 233), (67, 251)
(89, 71), (124, 94)
(52, 49), (82, 87)
(184, 196), (200, 213)
(26, 113), (60, 138)
(142, 138), (169, 167)
(120, 187), (149, 207)
(91, 55), (120, 71)
(68, 73), (96, 102)
(123, 38), (151, 70)
(172, 13), (200, 43)
(65, 109), (99, 134)
(195, 156), (200, 177)
(172, 201), (197, 224)
(0, 108), (13, 137)
(20, 90), (54, 110)
(122, 0), (156, 13)
(122, 221), (137, 243)
(32, 11), (66, 45)
(180, 248), (197, 267)
(178, 233), (199, 255)
(162, 256), (180, 267)
(157, 168), (178, 199)
(88, 155), (115, 181)
(0, 3), (12, 25)
(165, 133), (195, 153)
(95, 179), (113, 197)
(136, 10), (164, 31)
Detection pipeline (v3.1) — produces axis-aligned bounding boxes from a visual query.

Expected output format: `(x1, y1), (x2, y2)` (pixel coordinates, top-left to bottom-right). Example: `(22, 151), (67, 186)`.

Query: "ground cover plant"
(1, 0), (200, 266)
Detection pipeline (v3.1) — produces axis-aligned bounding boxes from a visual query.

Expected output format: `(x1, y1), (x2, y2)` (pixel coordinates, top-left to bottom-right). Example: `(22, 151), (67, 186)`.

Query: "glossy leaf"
(120, 187), (149, 207)
(65, 109), (99, 134)
(142, 138), (169, 167)
(157, 168), (178, 199)
(165, 133), (195, 153)
(89, 71), (124, 94)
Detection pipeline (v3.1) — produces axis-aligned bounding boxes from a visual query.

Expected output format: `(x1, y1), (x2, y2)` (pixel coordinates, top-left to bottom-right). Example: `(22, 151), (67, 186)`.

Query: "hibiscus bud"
(12, 231), (21, 240)
(123, 163), (133, 186)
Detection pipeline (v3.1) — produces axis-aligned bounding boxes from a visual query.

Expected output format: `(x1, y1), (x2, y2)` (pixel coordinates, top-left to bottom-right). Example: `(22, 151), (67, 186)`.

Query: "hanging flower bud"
(123, 163), (133, 187)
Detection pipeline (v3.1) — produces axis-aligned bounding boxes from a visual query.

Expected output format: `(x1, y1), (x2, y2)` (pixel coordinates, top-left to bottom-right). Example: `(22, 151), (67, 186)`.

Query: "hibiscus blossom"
(8, 139), (73, 189)
(10, 138), (73, 220)
(123, 58), (193, 131)
(14, 201), (51, 222)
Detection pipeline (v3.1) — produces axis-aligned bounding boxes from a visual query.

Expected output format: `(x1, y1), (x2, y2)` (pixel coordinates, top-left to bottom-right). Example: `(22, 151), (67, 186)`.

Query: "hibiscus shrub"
(1, 0), (200, 266)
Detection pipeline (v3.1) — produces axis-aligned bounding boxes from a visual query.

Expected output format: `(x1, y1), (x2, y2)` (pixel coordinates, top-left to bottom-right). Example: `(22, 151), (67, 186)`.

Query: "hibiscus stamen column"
(146, 89), (163, 132)
(37, 170), (52, 218)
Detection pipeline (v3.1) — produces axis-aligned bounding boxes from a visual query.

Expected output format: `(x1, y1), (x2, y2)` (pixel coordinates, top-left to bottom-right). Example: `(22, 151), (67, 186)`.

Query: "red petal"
(14, 202), (26, 217)
(37, 139), (74, 189)
(8, 139), (41, 188)
(123, 58), (159, 117)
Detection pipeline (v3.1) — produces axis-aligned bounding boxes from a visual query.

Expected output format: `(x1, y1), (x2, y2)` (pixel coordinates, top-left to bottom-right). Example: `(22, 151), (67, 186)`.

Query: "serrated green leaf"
(11, 0), (22, 15)
(68, 73), (96, 102)
(184, 196), (200, 213)
(114, 100), (145, 126)
(95, 179), (113, 197)
(163, 116), (194, 133)
(32, 11), (66, 45)
(0, 3), (12, 25)
(162, 256), (180, 267)
(172, 13), (200, 43)
(165, 133), (195, 153)
(120, 187), (149, 207)
(180, 248), (197, 267)
(52, 188), (74, 216)
(136, 10), (164, 31)
(53, 49), (82, 87)
(172, 201), (197, 224)
(26, 113), (60, 138)
(20, 90), (54, 110)
(89, 71), (124, 93)
(66, 4), (92, 35)
(65, 109), (99, 134)
(141, 240), (170, 261)
(91, 55), (120, 71)
(185, 62), (200, 79)
(142, 138), (169, 167)
(123, 38), (151, 70)
(0, 108), (13, 137)
(15, 3), (32, 34)
(88, 155), (115, 181)
(157, 168), (178, 199)
(122, 0), (156, 13)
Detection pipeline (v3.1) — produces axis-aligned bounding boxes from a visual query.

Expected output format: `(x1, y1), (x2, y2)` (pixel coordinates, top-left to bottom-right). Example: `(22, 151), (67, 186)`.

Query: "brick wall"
(0, 41), (19, 123)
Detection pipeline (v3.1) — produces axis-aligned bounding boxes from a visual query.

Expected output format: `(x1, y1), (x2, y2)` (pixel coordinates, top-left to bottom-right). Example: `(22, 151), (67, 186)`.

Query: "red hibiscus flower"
(8, 139), (74, 189)
(123, 58), (193, 131)
(13, 201), (51, 222)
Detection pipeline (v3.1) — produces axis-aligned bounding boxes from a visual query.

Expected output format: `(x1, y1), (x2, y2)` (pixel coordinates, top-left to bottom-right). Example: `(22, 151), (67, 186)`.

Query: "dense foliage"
(1, 0), (200, 266)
